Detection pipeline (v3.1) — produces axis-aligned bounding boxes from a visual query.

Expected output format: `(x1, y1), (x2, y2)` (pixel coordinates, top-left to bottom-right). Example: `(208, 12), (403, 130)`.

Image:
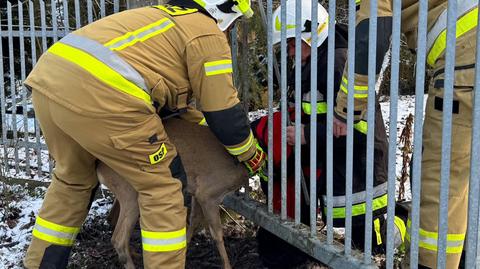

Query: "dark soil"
(67, 208), (323, 269)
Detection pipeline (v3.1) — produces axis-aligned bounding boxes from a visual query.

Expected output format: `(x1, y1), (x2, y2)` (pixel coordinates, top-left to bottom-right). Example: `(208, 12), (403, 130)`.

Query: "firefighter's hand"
(244, 144), (268, 181)
(287, 125), (306, 145)
(333, 117), (347, 137)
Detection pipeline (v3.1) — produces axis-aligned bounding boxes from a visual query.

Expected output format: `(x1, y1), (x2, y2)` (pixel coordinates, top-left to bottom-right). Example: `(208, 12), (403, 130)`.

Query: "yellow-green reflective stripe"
(330, 194), (388, 219)
(36, 216), (80, 234)
(406, 219), (465, 253)
(374, 218), (382, 245)
(302, 102), (327, 115)
(340, 76), (368, 98)
(104, 18), (174, 51)
(394, 216), (406, 243)
(355, 0), (361, 4)
(32, 216), (79, 246)
(141, 227), (187, 252)
(225, 131), (254, 155)
(275, 16), (296, 31)
(354, 120), (368, 134)
(199, 118), (207, 126)
(427, 7), (478, 66)
(49, 43), (152, 104)
(204, 59), (233, 76)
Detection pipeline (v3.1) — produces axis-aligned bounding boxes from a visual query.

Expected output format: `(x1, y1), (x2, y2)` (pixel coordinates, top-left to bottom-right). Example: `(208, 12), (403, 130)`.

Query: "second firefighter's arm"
(334, 0), (393, 124)
(185, 33), (266, 177)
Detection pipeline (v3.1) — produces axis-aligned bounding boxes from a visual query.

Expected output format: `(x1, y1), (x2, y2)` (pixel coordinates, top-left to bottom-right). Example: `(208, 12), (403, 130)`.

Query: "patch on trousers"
(149, 143), (167, 164)
(39, 245), (72, 269)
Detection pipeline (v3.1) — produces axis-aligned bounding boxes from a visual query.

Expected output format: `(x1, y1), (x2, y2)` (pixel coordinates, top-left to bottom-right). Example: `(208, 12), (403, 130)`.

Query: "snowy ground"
(0, 96), (419, 268)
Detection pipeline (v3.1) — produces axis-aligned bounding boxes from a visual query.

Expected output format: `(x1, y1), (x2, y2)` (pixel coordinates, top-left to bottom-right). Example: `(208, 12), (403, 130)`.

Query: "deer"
(96, 117), (249, 269)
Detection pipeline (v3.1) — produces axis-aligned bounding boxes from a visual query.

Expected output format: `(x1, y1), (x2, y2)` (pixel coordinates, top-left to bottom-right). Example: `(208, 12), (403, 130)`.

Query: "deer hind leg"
(112, 194), (139, 269)
(187, 197), (204, 243)
(198, 197), (232, 269)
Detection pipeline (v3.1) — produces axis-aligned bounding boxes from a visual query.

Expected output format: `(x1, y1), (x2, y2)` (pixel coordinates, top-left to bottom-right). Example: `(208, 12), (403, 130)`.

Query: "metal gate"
(1, 0), (480, 269)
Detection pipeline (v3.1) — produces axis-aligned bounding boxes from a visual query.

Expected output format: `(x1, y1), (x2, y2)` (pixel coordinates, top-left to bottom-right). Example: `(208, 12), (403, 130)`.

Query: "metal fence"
(1, 0), (480, 269)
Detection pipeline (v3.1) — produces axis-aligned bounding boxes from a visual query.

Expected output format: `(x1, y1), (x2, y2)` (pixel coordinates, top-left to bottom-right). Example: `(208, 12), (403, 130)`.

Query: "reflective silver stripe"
(301, 91), (324, 102)
(427, 0), (477, 53)
(59, 34), (149, 94)
(34, 223), (77, 240)
(322, 182), (387, 207)
(142, 235), (186, 246)
(417, 234), (464, 249)
(105, 19), (174, 50)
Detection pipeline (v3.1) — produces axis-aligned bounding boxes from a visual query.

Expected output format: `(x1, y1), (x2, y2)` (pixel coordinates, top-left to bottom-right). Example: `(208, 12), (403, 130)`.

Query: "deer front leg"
(198, 198), (232, 269)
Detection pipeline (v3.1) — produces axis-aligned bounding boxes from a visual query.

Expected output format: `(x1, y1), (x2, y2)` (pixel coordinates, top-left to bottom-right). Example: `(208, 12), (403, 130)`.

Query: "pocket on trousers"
(110, 116), (174, 172)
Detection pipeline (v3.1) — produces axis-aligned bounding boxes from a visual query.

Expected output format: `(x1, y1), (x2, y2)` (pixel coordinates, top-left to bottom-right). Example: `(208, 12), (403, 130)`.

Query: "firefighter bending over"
(23, 0), (266, 268)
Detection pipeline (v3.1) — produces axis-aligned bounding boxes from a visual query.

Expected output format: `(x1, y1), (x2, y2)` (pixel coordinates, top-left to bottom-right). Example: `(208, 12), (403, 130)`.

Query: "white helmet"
(272, 0), (329, 47)
(193, 0), (254, 31)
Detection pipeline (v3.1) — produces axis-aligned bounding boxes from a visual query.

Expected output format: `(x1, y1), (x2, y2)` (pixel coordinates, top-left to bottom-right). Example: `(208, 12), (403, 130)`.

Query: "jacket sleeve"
(185, 34), (256, 162)
(334, 0), (393, 122)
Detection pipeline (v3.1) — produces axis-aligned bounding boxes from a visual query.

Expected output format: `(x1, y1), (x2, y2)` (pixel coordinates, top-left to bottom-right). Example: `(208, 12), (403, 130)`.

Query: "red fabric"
(254, 111), (294, 167)
(271, 175), (297, 219)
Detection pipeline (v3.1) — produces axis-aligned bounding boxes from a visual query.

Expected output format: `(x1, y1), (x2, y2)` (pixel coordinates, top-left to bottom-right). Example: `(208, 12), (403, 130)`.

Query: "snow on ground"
(0, 96), (420, 268)
(0, 184), (45, 268)
(0, 183), (113, 269)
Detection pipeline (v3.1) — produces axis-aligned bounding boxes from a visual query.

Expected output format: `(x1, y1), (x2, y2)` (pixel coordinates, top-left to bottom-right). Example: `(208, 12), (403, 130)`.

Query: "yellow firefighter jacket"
(335, 0), (477, 122)
(25, 4), (257, 161)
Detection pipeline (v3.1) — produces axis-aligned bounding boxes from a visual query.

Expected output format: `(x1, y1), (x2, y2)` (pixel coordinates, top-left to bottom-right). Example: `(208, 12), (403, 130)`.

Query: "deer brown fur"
(96, 117), (248, 269)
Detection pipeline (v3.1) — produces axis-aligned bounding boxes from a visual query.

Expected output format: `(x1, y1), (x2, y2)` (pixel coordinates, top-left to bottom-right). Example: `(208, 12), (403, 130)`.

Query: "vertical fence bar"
(29, 0), (37, 177)
(87, 0), (93, 23)
(436, 1), (457, 267)
(51, 0), (58, 42)
(40, 0), (47, 52)
(0, 6), (7, 166)
(363, 0), (378, 261)
(63, 0), (70, 35)
(280, 0), (287, 221)
(465, 7), (480, 268)
(38, 0), (48, 176)
(29, 1), (37, 65)
(409, 0), (428, 267)
(385, 0), (402, 267)
(294, 0), (302, 225)
(309, 0), (318, 237)
(19, 0), (30, 176)
(101, 0), (106, 18)
(74, 0), (81, 29)
(7, 1), (20, 173)
(267, 0), (274, 213)
(345, 0), (356, 256)
(230, 24), (238, 87)
(114, 0), (120, 13)
(241, 21), (249, 112)
(325, 0), (336, 245)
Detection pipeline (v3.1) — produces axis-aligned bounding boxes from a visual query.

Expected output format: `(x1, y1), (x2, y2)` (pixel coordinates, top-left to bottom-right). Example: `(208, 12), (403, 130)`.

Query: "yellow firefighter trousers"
(404, 30), (475, 269)
(24, 91), (186, 269)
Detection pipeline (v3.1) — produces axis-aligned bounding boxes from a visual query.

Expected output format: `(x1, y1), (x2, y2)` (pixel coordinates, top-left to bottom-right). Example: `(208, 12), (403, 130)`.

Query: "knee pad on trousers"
(39, 245), (72, 269)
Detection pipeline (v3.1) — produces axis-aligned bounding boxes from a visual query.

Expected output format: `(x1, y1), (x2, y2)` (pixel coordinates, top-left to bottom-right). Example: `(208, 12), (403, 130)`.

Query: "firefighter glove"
(244, 143), (268, 181)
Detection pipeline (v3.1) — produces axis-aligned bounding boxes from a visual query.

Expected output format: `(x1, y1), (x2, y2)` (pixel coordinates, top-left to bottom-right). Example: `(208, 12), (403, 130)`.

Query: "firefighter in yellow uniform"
(22, 0), (266, 268)
(333, 1), (476, 268)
